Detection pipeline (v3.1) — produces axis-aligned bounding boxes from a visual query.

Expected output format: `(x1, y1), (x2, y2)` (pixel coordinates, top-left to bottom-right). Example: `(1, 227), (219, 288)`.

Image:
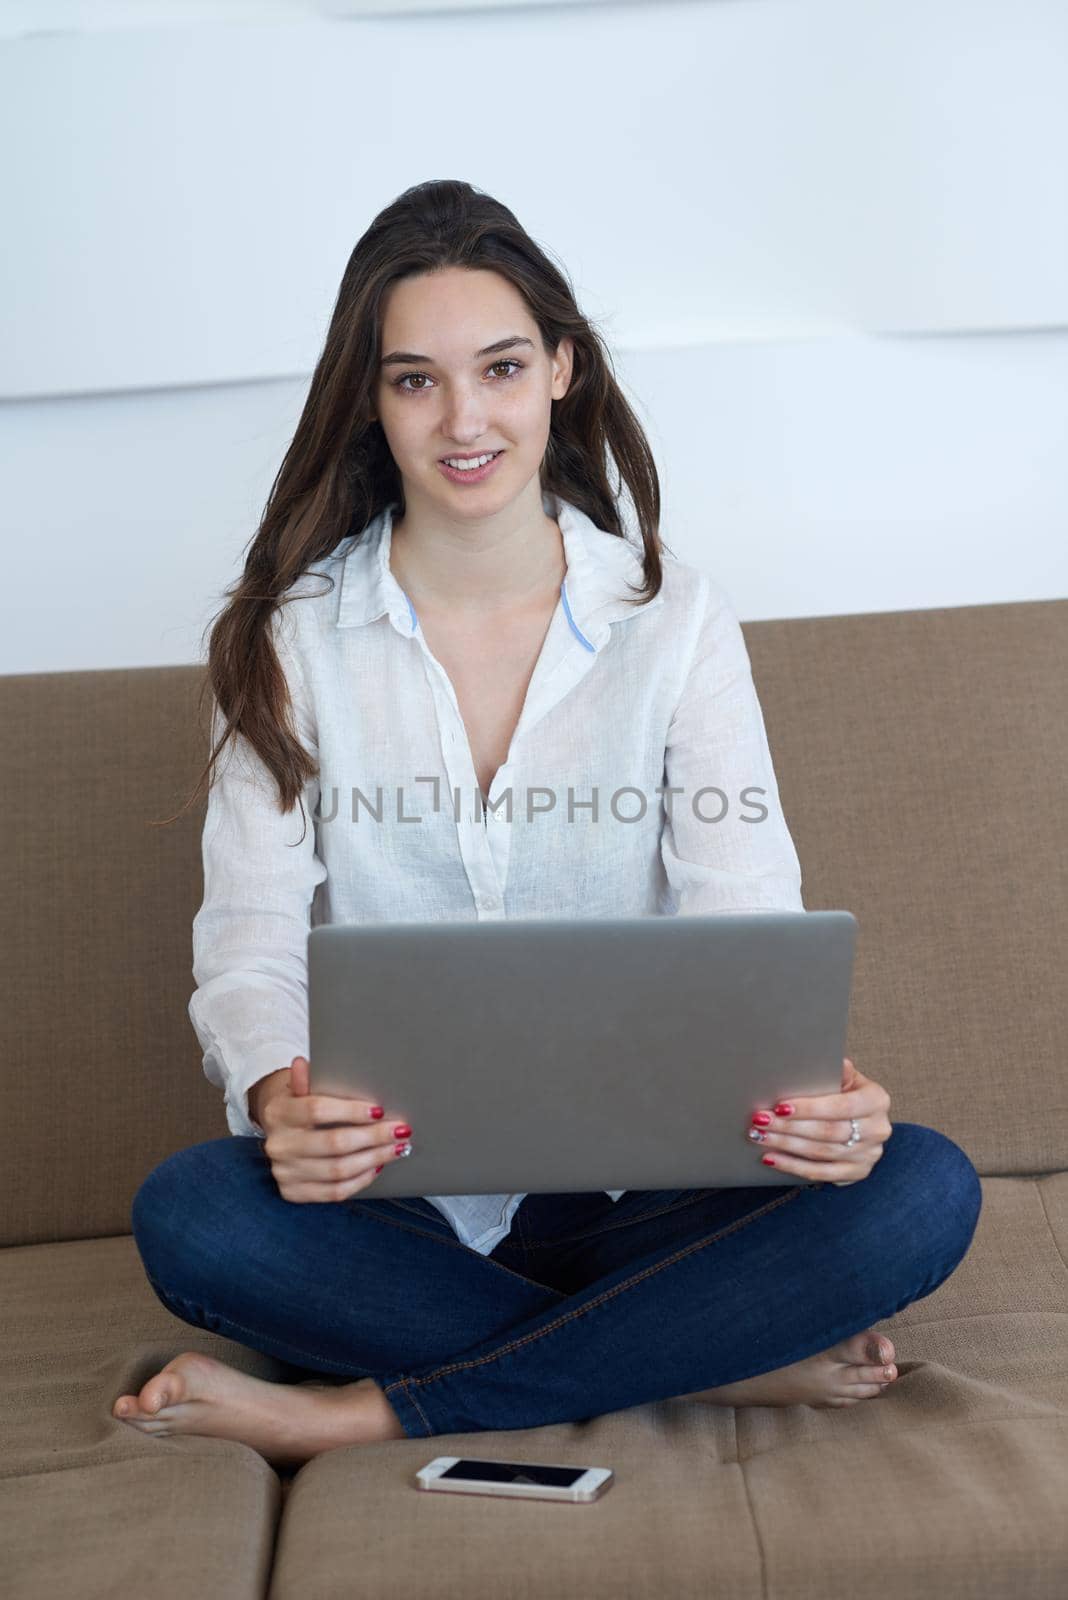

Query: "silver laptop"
(307, 911), (857, 1196)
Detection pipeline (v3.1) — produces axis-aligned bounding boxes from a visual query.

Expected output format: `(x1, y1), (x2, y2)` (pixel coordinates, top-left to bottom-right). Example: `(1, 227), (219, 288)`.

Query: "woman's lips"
(437, 451), (505, 485)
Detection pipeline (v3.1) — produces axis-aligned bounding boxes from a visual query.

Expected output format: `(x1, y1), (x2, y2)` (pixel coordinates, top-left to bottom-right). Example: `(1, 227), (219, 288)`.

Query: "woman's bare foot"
(112, 1352), (408, 1468)
(700, 1330), (899, 1409)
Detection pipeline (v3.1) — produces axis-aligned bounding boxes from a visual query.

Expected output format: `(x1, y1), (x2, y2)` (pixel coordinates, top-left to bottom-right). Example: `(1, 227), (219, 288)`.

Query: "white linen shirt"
(189, 491), (805, 1255)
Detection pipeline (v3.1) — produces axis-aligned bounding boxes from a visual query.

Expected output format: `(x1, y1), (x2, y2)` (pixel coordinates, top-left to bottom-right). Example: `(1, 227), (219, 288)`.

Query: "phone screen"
(439, 1459), (588, 1488)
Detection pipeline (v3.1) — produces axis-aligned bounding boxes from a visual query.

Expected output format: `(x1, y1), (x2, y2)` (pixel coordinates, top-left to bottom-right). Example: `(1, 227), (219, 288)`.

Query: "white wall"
(1, 0), (1065, 673)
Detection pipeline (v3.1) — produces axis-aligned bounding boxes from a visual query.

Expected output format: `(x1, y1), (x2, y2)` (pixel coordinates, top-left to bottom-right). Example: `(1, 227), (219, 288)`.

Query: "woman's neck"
(389, 509), (566, 618)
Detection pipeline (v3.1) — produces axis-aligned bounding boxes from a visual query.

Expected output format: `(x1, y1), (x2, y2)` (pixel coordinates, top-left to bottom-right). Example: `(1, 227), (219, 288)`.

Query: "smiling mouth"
(439, 450), (504, 464)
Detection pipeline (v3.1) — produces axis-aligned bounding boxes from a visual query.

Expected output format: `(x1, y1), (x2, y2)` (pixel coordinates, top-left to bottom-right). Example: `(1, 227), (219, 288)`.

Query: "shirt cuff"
(220, 1042), (308, 1140)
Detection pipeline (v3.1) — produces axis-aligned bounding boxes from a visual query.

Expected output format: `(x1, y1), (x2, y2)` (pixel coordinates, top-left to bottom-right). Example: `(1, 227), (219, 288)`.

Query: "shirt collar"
(334, 490), (663, 653)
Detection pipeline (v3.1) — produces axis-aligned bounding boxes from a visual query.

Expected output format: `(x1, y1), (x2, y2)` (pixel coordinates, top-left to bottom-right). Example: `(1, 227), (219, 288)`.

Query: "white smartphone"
(415, 1456), (613, 1503)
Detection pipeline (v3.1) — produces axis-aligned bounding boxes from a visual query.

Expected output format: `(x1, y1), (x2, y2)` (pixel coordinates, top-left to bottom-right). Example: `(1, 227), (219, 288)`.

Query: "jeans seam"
(519, 1190), (710, 1249)
(381, 1185), (803, 1397)
(394, 1378), (434, 1434)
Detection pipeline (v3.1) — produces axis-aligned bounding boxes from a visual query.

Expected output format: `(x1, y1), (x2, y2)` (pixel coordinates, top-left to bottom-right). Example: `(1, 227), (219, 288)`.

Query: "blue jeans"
(129, 1121), (982, 1439)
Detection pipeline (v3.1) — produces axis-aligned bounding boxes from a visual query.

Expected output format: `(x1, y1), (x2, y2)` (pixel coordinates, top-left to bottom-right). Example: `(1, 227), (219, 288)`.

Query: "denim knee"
(130, 1138), (244, 1284)
(130, 1147), (192, 1273)
(884, 1120), (984, 1266)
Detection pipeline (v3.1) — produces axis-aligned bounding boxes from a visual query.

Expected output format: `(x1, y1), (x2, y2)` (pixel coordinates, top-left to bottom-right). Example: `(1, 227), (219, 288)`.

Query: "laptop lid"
(307, 910), (857, 1196)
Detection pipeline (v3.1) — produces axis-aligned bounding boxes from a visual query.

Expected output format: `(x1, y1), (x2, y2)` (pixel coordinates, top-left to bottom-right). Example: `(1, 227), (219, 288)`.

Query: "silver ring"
(746, 1116), (863, 1149)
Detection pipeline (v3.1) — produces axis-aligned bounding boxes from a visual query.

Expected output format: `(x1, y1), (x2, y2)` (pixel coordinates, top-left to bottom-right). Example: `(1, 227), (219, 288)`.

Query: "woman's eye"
(393, 359), (524, 394)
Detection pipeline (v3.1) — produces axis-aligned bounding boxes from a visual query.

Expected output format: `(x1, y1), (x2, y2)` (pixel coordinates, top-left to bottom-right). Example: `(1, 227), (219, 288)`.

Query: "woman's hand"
(747, 1057), (892, 1187)
(259, 1056), (414, 1203)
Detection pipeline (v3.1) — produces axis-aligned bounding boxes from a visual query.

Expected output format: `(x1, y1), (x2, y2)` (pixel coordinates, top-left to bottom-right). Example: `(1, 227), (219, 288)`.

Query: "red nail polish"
(370, 1108), (384, 1119)
(762, 1155), (777, 1165)
(375, 1164), (384, 1173)
(773, 1104), (794, 1117)
(751, 1112), (772, 1126)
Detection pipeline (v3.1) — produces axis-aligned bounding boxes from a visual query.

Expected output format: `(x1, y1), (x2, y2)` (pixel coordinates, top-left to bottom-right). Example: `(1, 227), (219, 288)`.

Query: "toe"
(865, 1334), (894, 1365)
(137, 1355), (197, 1415)
(836, 1332), (889, 1367)
(142, 1376), (176, 1413)
(831, 1383), (886, 1406)
(852, 1362), (896, 1385)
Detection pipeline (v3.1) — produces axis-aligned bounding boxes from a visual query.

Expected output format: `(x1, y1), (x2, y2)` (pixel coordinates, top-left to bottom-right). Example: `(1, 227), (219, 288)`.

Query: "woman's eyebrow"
(380, 335), (534, 368)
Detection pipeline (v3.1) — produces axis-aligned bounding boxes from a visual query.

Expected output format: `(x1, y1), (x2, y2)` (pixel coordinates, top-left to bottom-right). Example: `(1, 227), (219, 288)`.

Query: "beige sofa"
(3, 595), (1066, 1598)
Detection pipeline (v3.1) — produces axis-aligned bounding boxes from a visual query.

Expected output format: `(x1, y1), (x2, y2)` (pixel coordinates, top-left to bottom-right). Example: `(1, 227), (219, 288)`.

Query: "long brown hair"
(163, 179), (669, 837)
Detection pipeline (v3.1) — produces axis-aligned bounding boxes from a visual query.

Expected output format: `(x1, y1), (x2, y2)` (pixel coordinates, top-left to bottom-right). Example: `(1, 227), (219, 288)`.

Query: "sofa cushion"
(1, 1458), (275, 1600)
(1, 1233), (283, 1598)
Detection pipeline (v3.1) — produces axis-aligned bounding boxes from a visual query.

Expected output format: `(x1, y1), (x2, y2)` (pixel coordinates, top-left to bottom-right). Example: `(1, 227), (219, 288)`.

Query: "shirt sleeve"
(188, 607), (328, 1138)
(660, 573), (805, 916)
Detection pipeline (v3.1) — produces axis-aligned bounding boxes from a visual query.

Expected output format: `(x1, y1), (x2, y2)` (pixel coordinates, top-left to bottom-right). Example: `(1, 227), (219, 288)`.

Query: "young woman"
(114, 180), (982, 1468)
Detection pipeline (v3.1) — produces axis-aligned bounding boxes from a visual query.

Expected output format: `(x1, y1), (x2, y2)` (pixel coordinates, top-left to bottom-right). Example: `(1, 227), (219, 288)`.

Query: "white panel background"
(0, 0), (1065, 673)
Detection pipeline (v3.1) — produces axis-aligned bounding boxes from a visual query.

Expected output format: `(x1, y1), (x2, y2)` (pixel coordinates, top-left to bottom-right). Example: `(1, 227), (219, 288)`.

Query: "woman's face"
(372, 266), (572, 516)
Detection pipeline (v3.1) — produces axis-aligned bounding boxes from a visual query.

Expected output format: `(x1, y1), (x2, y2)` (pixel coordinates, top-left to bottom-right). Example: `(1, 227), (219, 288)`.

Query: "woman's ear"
(552, 336), (574, 401)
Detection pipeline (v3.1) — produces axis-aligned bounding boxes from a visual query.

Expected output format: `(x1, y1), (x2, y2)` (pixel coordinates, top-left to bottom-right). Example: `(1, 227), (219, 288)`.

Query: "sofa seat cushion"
(268, 1174), (1068, 1598)
(1, 1456), (276, 1600)
(1, 1233), (284, 1598)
